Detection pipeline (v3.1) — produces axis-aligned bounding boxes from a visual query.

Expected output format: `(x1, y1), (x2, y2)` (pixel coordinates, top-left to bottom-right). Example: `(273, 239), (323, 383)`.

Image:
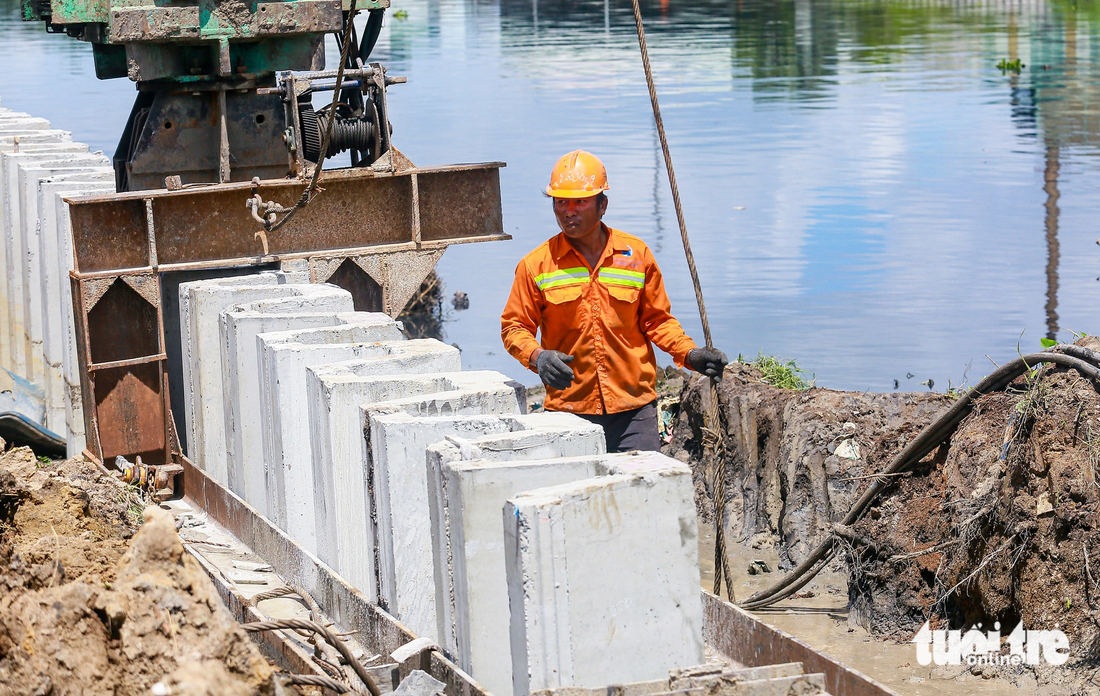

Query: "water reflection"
(2, 0), (1099, 391)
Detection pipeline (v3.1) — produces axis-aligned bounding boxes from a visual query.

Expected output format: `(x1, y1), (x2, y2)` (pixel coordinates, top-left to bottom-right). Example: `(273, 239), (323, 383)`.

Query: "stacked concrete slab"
(173, 271), (700, 696)
(172, 273), (704, 696)
(0, 105), (113, 453)
(179, 274), (309, 482)
(426, 449), (703, 696)
(372, 413), (605, 641)
(257, 316), (406, 547)
(505, 453), (705, 695)
(220, 286), (357, 511)
(307, 368), (520, 595)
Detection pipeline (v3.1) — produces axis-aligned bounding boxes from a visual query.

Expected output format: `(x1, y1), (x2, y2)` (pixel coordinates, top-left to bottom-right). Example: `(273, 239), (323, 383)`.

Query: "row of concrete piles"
(0, 99), (115, 454)
(178, 271), (707, 696)
(0, 98), (710, 696)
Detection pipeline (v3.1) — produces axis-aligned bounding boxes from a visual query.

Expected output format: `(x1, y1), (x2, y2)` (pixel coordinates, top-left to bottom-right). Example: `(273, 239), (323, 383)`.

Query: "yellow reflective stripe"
(598, 267), (645, 288)
(598, 276), (644, 289)
(534, 267), (589, 289)
(541, 276), (590, 290)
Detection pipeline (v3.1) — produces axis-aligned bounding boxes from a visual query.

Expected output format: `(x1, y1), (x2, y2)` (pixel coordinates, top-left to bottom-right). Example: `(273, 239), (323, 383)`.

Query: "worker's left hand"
(687, 347), (728, 377)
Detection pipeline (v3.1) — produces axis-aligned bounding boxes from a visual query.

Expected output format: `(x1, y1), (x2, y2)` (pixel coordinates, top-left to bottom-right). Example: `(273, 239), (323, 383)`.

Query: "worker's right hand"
(535, 350), (576, 390)
(687, 347), (729, 377)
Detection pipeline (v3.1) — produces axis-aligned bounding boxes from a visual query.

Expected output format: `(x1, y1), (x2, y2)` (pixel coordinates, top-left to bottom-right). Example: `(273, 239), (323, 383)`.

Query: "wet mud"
(673, 338), (1100, 694)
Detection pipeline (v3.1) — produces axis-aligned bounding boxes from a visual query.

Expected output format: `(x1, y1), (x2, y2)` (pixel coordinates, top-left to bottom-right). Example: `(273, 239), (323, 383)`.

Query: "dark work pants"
(571, 401), (660, 453)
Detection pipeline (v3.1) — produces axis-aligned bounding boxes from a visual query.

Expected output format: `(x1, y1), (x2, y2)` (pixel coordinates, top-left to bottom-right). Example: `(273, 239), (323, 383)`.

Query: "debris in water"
(748, 560), (773, 575)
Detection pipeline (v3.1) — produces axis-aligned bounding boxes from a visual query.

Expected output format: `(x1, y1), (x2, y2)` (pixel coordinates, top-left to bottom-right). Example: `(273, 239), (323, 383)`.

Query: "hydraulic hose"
(739, 347), (1100, 610)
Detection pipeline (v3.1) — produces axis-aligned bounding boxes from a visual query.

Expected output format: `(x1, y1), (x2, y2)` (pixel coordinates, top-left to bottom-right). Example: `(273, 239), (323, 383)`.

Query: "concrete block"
(17, 158), (110, 390)
(0, 146), (89, 377)
(177, 274), (294, 480)
(265, 336), (446, 545)
(504, 453), (704, 695)
(35, 175), (113, 433)
(429, 454), (609, 694)
(0, 130), (75, 372)
(220, 285), (354, 511)
(0, 117), (51, 133)
(0, 131), (74, 150)
(369, 412), (604, 643)
(307, 368), (521, 598)
(259, 322), (461, 550)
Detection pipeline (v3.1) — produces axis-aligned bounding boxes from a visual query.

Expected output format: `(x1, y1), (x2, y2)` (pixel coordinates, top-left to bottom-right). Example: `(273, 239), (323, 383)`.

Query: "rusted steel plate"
(66, 163), (505, 272)
(701, 591), (897, 696)
(418, 168), (504, 242)
(109, 6), (202, 42)
(86, 278), (161, 364)
(180, 456), (490, 696)
(92, 362), (167, 463)
(70, 197), (148, 273)
(254, 0), (343, 35)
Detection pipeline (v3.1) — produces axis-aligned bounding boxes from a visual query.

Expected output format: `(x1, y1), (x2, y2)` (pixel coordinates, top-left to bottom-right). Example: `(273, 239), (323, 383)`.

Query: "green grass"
(741, 352), (813, 390)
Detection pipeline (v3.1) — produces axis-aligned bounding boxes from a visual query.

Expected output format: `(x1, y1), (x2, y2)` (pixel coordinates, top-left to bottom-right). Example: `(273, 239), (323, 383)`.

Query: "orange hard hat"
(545, 150), (610, 199)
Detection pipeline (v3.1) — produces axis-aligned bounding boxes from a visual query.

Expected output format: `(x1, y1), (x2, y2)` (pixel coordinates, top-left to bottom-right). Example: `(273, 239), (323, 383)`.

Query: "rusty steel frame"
(65, 159), (507, 467)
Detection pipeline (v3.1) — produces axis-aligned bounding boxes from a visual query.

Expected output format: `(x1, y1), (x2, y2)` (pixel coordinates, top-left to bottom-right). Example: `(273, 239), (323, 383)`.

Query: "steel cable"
(241, 619), (380, 696)
(740, 347), (1100, 610)
(264, 0), (360, 235)
(630, 0), (735, 602)
(279, 674), (356, 693)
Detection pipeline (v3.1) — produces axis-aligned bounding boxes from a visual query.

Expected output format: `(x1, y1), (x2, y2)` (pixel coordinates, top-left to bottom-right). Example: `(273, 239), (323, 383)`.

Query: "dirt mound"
(846, 339), (1100, 666)
(672, 338), (1100, 683)
(0, 448), (141, 593)
(667, 363), (949, 568)
(0, 448), (277, 695)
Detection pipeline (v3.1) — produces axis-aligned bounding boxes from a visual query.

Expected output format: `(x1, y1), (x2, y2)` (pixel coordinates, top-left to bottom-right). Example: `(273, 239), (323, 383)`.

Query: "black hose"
(359, 9), (385, 61)
(740, 347), (1100, 610)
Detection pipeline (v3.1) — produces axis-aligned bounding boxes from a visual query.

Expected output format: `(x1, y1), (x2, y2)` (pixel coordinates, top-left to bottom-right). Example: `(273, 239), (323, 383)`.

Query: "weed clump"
(741, 352), (813, 390)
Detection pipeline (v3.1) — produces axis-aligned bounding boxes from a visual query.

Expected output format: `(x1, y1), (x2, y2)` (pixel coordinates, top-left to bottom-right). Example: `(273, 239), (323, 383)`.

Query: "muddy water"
(697, 524), (1066, 695)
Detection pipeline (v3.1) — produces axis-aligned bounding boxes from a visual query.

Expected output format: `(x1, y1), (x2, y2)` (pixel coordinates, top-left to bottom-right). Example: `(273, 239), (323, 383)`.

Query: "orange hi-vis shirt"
(501, 225), (698, 415)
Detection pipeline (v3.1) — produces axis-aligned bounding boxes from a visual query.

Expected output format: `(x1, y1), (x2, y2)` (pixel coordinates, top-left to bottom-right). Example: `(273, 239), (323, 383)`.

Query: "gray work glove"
(535, 350), (576, 390)
(687, 347), (728, 377)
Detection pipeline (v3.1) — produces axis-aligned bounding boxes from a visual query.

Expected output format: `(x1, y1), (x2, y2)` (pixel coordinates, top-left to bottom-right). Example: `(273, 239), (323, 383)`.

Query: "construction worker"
(501, 150), (728, 452)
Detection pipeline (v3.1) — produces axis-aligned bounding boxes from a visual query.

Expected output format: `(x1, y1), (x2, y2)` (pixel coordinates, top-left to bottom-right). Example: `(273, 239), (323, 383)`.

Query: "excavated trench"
(669, 337), (1100, 693)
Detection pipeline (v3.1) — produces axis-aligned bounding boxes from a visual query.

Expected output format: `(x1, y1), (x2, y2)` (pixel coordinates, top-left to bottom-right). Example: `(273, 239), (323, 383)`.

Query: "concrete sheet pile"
(307, 367), (516, 592)
(0, 105), (113, 455)
(175, 267), (704, 696)
(429, 448), (705, 696)
(376, 413), (606, 643)
(176, 268), (701, 694)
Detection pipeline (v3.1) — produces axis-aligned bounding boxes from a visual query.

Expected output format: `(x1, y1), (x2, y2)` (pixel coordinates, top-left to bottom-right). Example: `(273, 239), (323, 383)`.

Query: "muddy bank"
(671, 340), (1100, 689)
(0, 447), (278, 695)
(666, 362), (950, 568)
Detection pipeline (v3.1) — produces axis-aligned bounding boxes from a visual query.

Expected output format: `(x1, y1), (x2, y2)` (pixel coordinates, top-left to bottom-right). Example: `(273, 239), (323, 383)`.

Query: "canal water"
(1, 0), (1099, 392)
